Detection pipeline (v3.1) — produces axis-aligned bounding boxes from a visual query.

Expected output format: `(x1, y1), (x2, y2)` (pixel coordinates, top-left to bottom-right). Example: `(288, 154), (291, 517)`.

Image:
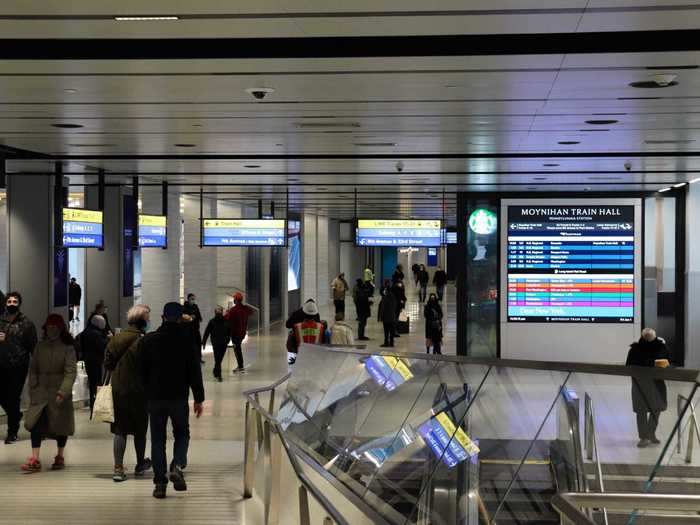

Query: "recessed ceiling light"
(542, 163), (560, 167)
(68, 144), (114, 147)
(354, 142), (396, 147)
(444, 85), (459, 89)
(579, 129), (610, 132)
(629, 79), (678, 89)
(174, 143), (196, 147)
(585, 120), (618, 125)
(534, 177), (547, 181)
(191, 124), (202, 128)
(52, 123), (83, 129)
(244, 165), (261, 169)
(114, 16), (179, 21)
(275, 143), (284, 147)
(526, 187), (538, 190)
(558, 141), (580, 145)
(297, 122), (360, 129)
(64, 89), (78, 94)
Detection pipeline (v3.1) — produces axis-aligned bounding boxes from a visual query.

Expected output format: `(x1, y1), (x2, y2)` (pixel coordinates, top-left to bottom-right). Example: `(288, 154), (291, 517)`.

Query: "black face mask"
(215, 313), (223, 318)
(6, 305), (18, 315)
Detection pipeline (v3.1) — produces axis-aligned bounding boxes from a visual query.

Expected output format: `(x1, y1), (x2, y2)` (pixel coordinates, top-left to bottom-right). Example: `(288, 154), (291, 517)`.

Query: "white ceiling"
(2, 1), (700, 220)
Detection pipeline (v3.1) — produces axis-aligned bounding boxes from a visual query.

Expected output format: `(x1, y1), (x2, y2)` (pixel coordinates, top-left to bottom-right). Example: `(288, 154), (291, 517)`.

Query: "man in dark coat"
(0, 292), (38, 444)
(140, 302), (205, 499)
(353, 280), (371, 341)
(203, 306), (230, 381)
(626, 328), (670, 448)
(78, 315), (108, 415)
(417, 264), (430, 303)
(226, 293), (254, 374)
(68, 278), (82, 322)
(433, 266), (448, 302)
(378, 285), (398, 348)
(183, 293), (204, 364)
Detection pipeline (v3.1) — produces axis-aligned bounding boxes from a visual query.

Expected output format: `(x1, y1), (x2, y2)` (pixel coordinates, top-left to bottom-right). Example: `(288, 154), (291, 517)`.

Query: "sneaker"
(51, 455), (65, 471)
(169, 465), (187, 492)
(637, 439), (650, 448)
(153, 483), (167, 499)
(4, 434), (18, 445)
(287, 358), (296, 365)
(217, 376), (223, 383)
(650, 436), (661, 445)
(233, 367), (246, 374)
(113, 465), (127, 482)
(21, 458), (41, 473)
(134, 458), (152, 477)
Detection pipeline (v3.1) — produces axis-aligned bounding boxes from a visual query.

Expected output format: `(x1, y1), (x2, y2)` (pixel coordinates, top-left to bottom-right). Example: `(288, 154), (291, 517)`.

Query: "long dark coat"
(626, 337), (669, 414)
(24, 339), (77, 436)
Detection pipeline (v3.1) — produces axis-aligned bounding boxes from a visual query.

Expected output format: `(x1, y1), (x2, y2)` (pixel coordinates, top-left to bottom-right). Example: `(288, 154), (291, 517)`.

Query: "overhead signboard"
(356, 219), (441, 247)
(138, 214), (167, 248)
(63, 208), (104, 248)
(202, 218), (286, 247)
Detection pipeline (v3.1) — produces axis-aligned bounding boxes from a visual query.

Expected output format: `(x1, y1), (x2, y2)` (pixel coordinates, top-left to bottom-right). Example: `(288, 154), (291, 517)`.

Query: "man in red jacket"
(226, 293), (254, 373)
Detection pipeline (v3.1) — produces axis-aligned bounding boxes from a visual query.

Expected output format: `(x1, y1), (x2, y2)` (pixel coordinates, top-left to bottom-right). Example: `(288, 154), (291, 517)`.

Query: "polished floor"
(0, 286), (453, 524)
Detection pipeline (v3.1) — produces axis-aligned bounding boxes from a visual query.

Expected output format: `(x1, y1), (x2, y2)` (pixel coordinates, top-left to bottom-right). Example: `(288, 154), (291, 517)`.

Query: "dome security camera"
(396, 160), (405, 173)
(624, 161), (632, 171)
(245, 87), (275, 100)
(651, 74), (677, 87)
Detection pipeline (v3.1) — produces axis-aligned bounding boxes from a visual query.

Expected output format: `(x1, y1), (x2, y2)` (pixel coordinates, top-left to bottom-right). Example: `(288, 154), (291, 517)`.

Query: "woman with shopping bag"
(21, 314), (77, 473)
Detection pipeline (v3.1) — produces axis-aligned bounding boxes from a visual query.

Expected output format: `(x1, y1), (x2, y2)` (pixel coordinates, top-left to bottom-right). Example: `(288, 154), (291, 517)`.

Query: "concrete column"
(317, 216), (330, 306)
(302, 213), (317, 302)
(85, 186), (132, 329)
(686, 184), (700, 368)
(140, 187), (182, 314)
(183, 195), (217, 325)
(7, 174), (65, 325)
(216, 201), (246, 307)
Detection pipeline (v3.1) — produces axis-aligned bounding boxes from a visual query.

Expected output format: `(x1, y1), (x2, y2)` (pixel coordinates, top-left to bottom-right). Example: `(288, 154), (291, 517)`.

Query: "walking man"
(140, 302), (204, 499)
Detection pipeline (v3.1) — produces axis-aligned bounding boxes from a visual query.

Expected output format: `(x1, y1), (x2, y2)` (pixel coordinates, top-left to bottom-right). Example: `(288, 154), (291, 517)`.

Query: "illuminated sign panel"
(356, 219), (441, 247)
(138, 214), (167, 248)
(202, 218), (286, 247)
(63, 208), (104, 248)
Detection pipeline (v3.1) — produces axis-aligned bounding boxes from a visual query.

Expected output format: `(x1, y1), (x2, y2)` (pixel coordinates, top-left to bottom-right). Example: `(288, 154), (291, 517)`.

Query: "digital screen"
(202, 218), (286, 247)
(63, 208), (104, 248)
(417, 412), (480, 468)
(442, 229), (457, 245)
(138, 214), (167, 248)
(507, 205), (634, 323)
(364, 355), (413, 391)
(288, 220), (301, 291)
(356, 219), (441, 247)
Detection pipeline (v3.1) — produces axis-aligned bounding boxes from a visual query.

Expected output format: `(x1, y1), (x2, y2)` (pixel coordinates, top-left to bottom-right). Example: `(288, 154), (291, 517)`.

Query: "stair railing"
(584, 393), (609, 525)
(676, 394), (700, 463)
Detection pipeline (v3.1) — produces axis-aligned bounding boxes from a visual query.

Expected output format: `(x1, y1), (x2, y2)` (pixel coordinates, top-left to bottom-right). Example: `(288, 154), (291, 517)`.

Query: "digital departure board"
(202, 218), (286, 247)
(507, 205), (634, 323)
(138, 214), (167, 248)
(356, 219), (441, 247)
(63, 208), (104, 248)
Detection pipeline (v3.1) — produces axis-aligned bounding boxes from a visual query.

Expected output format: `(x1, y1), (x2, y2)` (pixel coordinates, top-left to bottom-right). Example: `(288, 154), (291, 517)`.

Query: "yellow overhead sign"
(63, 208), (103, 224)
(435, 412), (480, 457)
(358, 219), (441, 229)
(139, 214), (167, 227)
(204, 219), (285, 229)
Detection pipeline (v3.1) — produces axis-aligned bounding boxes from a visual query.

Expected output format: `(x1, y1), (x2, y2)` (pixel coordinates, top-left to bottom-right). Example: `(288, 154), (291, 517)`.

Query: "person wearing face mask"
(21, 314), (76, 473)
(87, 300), (113, 337)
(0, 291), (38, 444)
(78, 315), (108, 415)
(202, 306), (230, 382)
(104, 305), (153, 482)
(183, 293), (204, 364)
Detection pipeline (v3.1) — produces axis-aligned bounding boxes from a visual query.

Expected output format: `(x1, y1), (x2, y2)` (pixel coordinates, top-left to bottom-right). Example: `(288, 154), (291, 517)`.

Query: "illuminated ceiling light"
(673, 182), (687, 188)
(658, 187), (672, 192)
(64, 88), (78, 94)
(690, 177), (700, 184)
(114, 16), (179, 21)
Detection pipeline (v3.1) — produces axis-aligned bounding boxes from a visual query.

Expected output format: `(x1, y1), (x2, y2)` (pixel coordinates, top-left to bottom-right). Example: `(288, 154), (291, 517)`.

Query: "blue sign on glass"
(138, 215), (167, 248)
(417, 412), (479, 468)
(356, 219), (442, 247)
(63, 208), (104, 248)
(203, 218), (286, 247)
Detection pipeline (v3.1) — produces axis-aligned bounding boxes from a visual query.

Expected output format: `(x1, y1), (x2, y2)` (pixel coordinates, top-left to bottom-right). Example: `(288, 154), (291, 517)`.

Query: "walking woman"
(103, 305), (152, 482)
(424, 294), (444, 355)
(21, 314), (76, 473)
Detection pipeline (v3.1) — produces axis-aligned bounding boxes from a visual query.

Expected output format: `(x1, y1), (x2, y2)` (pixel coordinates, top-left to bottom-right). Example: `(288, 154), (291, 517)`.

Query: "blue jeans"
(148, 400), (190, 485)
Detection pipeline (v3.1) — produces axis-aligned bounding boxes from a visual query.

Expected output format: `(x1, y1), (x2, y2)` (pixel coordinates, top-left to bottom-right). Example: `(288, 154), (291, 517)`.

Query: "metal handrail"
(552, 492), (700, 524)
(584, 393), (609, 525)
(319, 346), (700, 383)
(243, 375), (353, 525)
(676, 394), (700, 463)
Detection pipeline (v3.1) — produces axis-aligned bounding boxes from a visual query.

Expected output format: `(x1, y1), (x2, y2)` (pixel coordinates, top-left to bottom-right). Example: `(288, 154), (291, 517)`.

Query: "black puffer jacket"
(202, 315), (230, 348)
(0, 312), (38, 368)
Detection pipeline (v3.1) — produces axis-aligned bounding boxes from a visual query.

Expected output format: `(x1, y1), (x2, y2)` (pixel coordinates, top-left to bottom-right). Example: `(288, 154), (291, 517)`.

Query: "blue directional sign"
(356, 219), (441, 247)
(63, 208), (104, 248)
(138, 214), (167, 248)
(203, 219), (286, 247)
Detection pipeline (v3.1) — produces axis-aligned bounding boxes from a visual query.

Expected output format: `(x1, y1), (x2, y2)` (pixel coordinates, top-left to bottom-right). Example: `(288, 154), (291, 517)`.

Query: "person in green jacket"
(103, 304), (152, 482)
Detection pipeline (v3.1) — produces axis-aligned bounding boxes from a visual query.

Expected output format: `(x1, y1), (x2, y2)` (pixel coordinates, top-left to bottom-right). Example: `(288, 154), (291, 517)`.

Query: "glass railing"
(270, 345), (699, 525)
